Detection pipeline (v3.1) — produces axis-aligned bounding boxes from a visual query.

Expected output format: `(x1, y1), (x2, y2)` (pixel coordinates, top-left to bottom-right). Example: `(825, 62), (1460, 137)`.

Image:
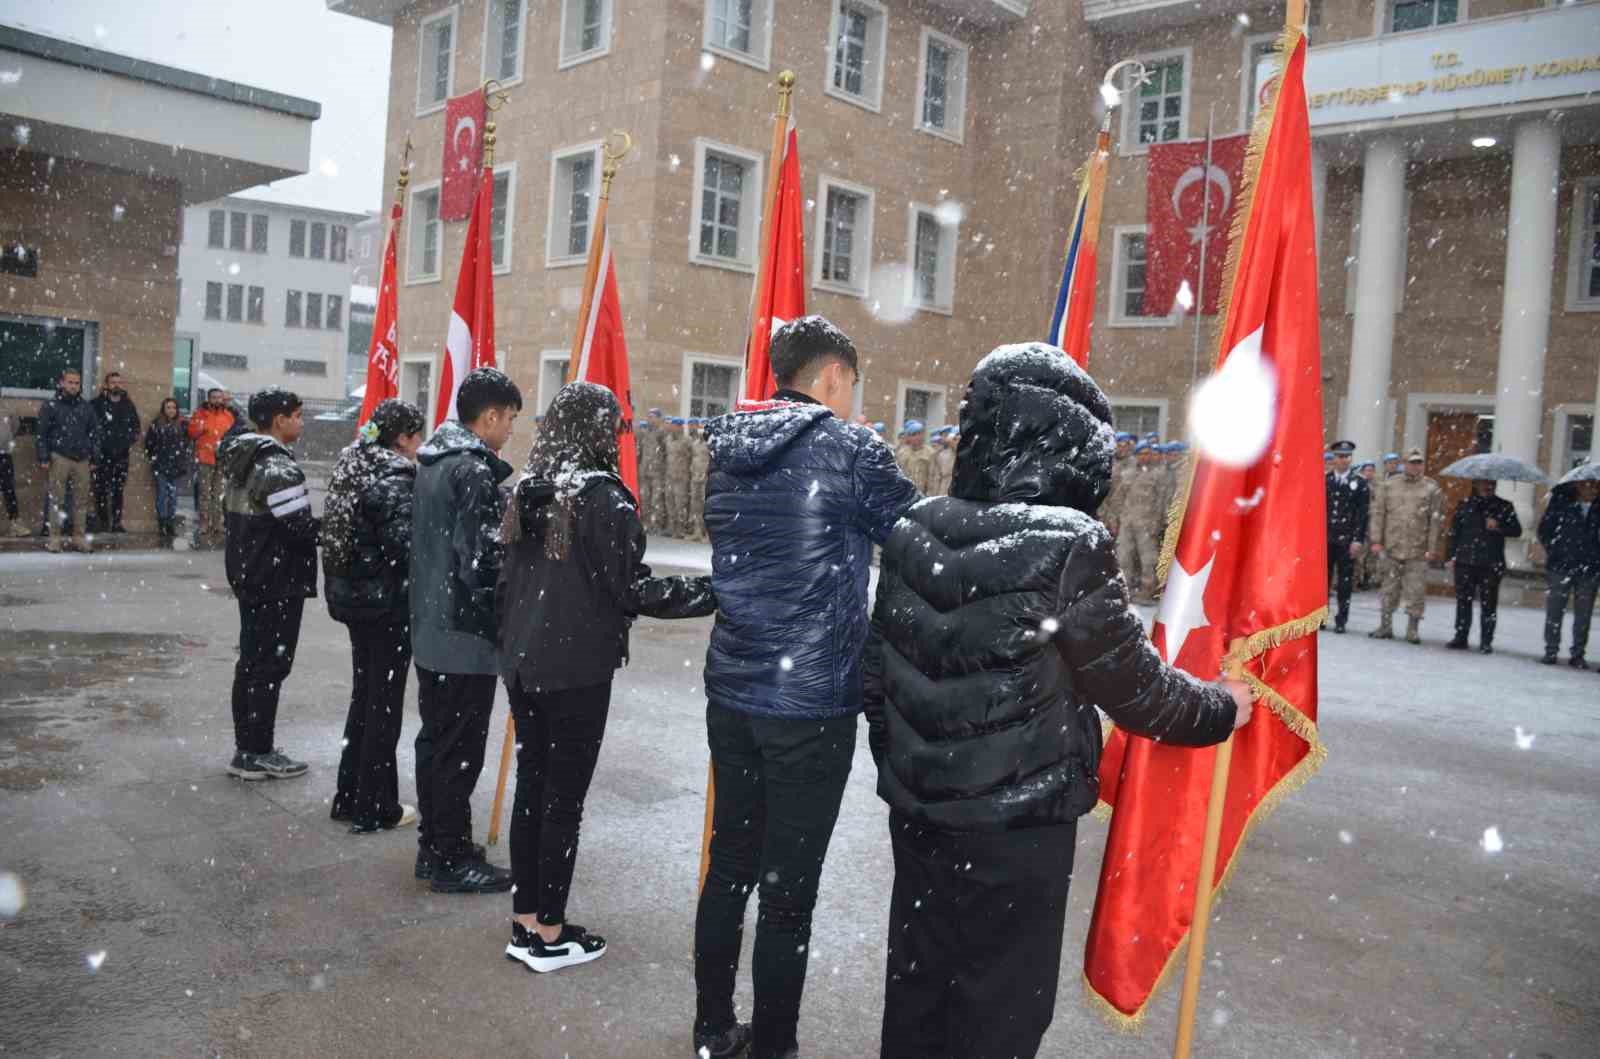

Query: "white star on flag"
(1155, 552), (1215, 665)
(770, 315), (789, 336)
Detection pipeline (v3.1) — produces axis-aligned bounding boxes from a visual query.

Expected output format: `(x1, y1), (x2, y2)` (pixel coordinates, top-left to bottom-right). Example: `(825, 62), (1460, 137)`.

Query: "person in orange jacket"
(188, 387), (235, 548)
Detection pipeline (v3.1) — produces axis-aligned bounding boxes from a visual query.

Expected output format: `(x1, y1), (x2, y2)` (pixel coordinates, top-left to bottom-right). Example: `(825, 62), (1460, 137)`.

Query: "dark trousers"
(91, 451), (130, 528)
(1327, 544), (1355, 624)
(0, 452), (18, 519)
(414, 666), (497, 863)
(694, 703), (856, 1059)
(333, 620), (412, 828)
(231, 597), (305, 754)
(880, 814), (1077, 1059)
(507, 679), (612, 922)
(1452, 563), (1502, 646)
(1544, 569), (1598, 660)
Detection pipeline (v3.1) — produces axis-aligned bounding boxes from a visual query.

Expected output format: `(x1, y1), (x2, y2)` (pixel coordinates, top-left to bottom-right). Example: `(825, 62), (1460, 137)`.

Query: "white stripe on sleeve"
(271, 495), (311, 518)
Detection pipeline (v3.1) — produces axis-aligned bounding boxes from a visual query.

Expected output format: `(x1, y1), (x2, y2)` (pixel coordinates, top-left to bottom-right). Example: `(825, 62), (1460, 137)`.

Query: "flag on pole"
(743, 111), (805, 403)
(441, 90), (486, 221)
(572, 221), (638, 500)
(1084, 29), (1327, 1027)
(1142, 133), (1248, 316)
(1046, 132), (1109, 368)
(357, 202), (402, 429)
(434, 165), (496, 427)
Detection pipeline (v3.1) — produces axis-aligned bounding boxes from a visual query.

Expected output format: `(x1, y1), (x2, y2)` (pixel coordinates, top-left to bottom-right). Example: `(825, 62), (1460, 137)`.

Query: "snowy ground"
(0, 543), (1596, 1058)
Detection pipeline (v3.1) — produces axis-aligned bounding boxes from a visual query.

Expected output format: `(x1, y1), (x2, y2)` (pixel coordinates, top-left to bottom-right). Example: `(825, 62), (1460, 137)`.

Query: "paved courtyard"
(1, 543), (1596, 1057)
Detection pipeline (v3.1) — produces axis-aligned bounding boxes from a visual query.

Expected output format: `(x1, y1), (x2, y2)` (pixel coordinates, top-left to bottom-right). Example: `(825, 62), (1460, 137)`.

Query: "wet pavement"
(1, 544), (1597, 1057)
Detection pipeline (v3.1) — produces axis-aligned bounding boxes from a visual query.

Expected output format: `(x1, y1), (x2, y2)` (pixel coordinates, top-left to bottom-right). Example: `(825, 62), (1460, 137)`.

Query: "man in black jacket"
(222, 388), (319, 780)
(89, 371), (141, 533)
(1324, 439), (1369, 633)
(1537, 480), (1600, 667)
(409, 368), (521, 894)
(36, 368), (99, 553)
(1445, 479), (1521, 654)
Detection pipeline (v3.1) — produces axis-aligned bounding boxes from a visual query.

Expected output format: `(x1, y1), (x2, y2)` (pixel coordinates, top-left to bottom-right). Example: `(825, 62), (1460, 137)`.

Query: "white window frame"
(1107, 224), (1172, 328)
(538, 350), (572, 414)
(545, 142), (603, 269)
(914, 27), (968, 145)
(481, 0), (527, 88)
(825, 0), (888, 114)
(1119, 46), (1191, 157)
(1105, 398), (1171, 441)
(895, 381), (947, 438)
(558, 0), (613, 70)
(1377, 0), (1467, 36)
(904, 202), (958, 316)
(812, 175), (875, 298)
(702, 0), (774, 71)
(400, 353), (437, 414)
(689, 138), (764, 274)
(681, 353), (744, 420)
(416, 6), (459, 117)
(1549, 403), (1595, 477)
(490, 161), (518, 276)
(1238, 33), (1276, 135)
(406, 179), (443, 285)
(1564, 176), (1600, 313)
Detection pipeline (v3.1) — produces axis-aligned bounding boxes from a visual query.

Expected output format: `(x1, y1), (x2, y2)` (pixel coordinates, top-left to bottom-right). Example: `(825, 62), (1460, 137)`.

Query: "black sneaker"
(253, 750), (308, 779)
(330, 798), (353, 823)
(226, 752), (269, 781)
(1479, 645), (1493, 655)
(1446, 638), (1469, 650)
(414, 841), (487, 881)
(350, 805), (417, 834)
(1571, 657), (1591, 671)
(504, 921), (607, 973)
(430, 855), (514, 894)
(693, 1022), (752, 1058)
(1540, 652), (1558, 665)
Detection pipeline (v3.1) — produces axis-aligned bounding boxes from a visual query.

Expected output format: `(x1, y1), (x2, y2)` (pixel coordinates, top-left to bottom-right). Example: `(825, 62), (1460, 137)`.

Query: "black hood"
(949, 342), (1116, 515)
(221, 433), (290, 486)
(419, 420), (514, 482)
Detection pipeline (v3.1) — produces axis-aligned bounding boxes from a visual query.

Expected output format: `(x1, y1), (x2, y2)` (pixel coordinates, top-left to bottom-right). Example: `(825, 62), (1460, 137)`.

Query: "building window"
(251, 213), (269, 253)
(703, 0), (772, 68)
(539, 351), (571, 414)
(286, 289), (303, 327)
(205, 281), (223, 320)
(906, 204), (957, 314)
(560, 0), (611, 68)
(1567, 177), (1600, 311)
(207, 209), (225, 249)
(827, 0), (887, 112)
(417, 8), (456, 114)
(897, 382), (946, 435)
(1123, 50), (1188, 153)
(330, 224), (348, 263)
(1386, 0), (1459, 33)
(306, 292), (324, 330)
(691, 140), (762, 272)
(326, 294), (343, 331)
(284, 358), (328, 377)
(814, 177), (874, 296)
(289, 219), (306, 257)
(1110, 402), (1165, 439)
(228, 211), (247, 251)
(0, 313), (97, 397)
(1240, 34), (1277, 130)
(409, 184), (442, 282)
(201, 352), (249, 371)
(1108, 225), (1169, 327)
(686, 357), (741, 419)
(916, 28), (968, 142)
(247, 285), (264, 324)
(310, 222), (327, 260)
(491, 164), (515, 273)
(484, 0), (525, 83)
(225, 283), (244, 323)
(547, 147), (599, 266)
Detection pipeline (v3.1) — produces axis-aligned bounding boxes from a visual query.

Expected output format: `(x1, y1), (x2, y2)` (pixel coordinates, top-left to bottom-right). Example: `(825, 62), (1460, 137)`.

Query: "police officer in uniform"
(1368, 448), (1444, 643)
(1324, 440), (1369, 633)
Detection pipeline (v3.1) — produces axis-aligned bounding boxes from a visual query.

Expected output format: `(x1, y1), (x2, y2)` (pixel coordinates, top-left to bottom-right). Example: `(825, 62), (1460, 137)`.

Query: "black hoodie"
(863, 343), (1236, 833)
(221, 433), (320, 604)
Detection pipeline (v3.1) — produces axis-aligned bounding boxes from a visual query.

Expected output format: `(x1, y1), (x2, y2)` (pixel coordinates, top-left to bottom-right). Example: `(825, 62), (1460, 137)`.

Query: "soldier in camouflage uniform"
(1100, 432), (1136, 534)
(664, 417), (693, 538)
(1115, 441), (1167, 604)
(636, 408), (667, 534)
(1368, 447), (1444, 644)
(894, 420), (934, 497)
(688, 418), (711, 542)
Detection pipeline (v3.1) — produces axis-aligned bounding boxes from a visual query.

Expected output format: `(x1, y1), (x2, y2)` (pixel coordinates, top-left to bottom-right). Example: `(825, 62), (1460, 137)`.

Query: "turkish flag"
(356, 202), (401, 430)
(1143, 133), (1247, 316)
(743, 116), (805, 403)
(1085, 34), (1327, 1026)
(441, 90), (486, 221)
(571, 222), (638, 500)
(434, 166), (495, 427)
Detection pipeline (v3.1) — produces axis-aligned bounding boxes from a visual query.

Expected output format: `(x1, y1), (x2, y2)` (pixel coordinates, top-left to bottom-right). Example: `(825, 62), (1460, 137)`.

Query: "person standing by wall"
(1445, 478), (1521, 654)
(188, 388), (235, 549)
(143, 398), (190, 543)
(664, 417), (692, 539)
(1368, 448), (1444, 644)
(1537, 480), (1600, 668)
(0, 410), (28, 537)
(89, 371), (140, 534)
(36, 368), (99, 554)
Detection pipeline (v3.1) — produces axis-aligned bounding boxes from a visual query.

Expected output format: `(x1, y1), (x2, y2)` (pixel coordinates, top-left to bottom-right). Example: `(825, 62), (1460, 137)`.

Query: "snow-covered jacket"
(410, 421), (512, 675)
(90, 394), (141, 458)
(221, 433), (320, 605)
(36, 390), (100, 463)
(702, 392), (919, 720)
(498, 473), (715, 693)
(1538, 491), (1600, 577)
(863, 343), (1237, 832)
(321, 441), (416, 625)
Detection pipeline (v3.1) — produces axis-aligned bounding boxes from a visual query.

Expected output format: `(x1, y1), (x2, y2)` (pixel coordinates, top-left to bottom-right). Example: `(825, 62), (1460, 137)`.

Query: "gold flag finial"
(394, 133), (412, 204)
(482, 79), (510, 167)
(600, 130), (633, 200)
(776, 70), (796, 119)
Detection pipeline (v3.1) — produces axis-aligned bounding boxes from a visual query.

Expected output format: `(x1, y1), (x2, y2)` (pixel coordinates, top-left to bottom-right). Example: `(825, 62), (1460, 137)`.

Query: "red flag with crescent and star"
(1085, 29), (1327, 1027)
(1143, 132), (1247, 316)
(441, 89), (486, 221)
(434, 164), (495, 427)
(356, 201), (402, 429)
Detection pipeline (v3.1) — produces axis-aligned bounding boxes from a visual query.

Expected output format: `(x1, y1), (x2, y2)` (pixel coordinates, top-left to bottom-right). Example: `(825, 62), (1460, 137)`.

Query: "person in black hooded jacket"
(496, 382), (715, 976)
(863, 343), (1251, 1059)
(1444, 478), (1521, 654)
(323, 399), (426, 834)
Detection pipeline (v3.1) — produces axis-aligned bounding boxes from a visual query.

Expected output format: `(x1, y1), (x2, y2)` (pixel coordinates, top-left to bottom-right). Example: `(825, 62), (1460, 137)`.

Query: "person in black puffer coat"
(322, 399), (426, 833)
(496, 382), (715, 976)
(863, 342), (1250, 1059)
(1537, 480), (1600, 667)
(1444, 479), (1521, 654)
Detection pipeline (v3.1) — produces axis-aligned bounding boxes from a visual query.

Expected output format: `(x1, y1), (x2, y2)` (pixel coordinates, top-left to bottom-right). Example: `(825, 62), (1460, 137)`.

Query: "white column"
(1493, 118), (1561, 567)
(1343, 136), (1407, 461)
(1310, 143), (1328, 256)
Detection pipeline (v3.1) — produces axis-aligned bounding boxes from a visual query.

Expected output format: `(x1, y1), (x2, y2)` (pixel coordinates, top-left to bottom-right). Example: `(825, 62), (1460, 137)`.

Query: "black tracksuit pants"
(414, 666), (497, 864)
(333, 620), (412, 828)
(507, 679), (611, 922)
(880, 813), (1078, 1059)
(694, 703), (856, 1059)
(0, 452), (18, 520)
(91, 451), (130, 528)
(231, 597), (306, 754)
(1453, 563), (1503, 646)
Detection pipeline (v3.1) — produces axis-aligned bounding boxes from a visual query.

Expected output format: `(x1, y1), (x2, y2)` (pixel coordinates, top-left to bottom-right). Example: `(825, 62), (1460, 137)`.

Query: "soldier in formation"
(1115, 441), (1166, 605)
(636, 408), (667, 534)
(688, 418), (711, 542)
(1100, 431), (1136, 535)
(1323, 440), (1369, 634)
(894, 420), (935, 497)
(1367, 448), (1444, 644)
(664, 417), (692, 538)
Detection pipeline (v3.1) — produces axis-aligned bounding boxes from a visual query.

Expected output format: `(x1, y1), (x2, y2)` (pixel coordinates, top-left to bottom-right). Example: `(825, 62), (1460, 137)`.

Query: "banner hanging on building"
(441, 89), (486, 221)
(1143, 133), (1248, 316)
